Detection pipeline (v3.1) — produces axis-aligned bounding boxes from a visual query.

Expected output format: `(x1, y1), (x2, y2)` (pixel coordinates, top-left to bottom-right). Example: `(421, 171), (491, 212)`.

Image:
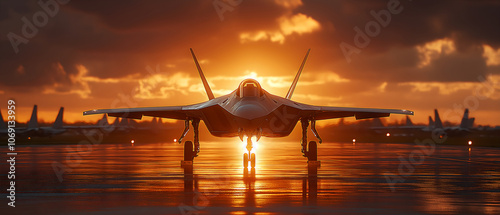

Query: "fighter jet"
(84, 49), (413, 167)
(24, 105), (66, 137)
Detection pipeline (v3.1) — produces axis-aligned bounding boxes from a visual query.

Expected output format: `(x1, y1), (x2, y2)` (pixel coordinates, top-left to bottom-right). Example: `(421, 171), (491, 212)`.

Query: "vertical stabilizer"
(190, 48), (215, 100)
(405, 116), (414, 126)
(119, 118), (129, 128)
(338, 118), (345, 126)
(428, 116), (434, 128)
(434, 109), (443, 129)
(286, 49), (310, 100)
(28, 105), (39, 129)
(53, 107), (64, 129)
(459, 109), (470, 129)
(112, 117), (120, 127)
(158, 118), (164, 128)
(0, 110), (6, 130)
(468, 118), (475, 129)
(372, 118), (384, 127)
(151, 117), (158, 128)
(129, 119), (138, 128)
(97, 114), (109, 126)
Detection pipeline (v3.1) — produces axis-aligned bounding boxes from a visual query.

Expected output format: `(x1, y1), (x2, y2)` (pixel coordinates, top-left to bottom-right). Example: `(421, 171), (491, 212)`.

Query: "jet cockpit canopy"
(237, 79), (262, 97)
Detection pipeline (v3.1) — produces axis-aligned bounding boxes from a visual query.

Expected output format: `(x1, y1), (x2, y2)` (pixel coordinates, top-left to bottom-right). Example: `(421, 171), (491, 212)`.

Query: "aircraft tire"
(243, 153), (249, 168)
(184, 141), (194, 161)
(250, 153), (256, 168)
(308, 141), (317, 161)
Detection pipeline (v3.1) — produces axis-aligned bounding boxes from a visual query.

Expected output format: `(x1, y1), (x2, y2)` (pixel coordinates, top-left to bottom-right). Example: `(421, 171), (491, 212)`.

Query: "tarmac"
(1, 140), (499, 214)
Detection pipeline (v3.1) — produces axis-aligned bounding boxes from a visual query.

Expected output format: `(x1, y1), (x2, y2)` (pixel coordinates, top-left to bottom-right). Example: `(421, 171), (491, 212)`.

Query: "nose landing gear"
(243, 137), (256, 168)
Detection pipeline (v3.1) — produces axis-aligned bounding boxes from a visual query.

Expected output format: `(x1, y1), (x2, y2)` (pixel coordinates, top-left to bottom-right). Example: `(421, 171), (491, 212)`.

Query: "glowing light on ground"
(468, 140), (472, 146)
(173, 139), (177, 143)
(131, 140), (135, 144)
(386, 132), (391, 137)
(241, 137), (258, 154)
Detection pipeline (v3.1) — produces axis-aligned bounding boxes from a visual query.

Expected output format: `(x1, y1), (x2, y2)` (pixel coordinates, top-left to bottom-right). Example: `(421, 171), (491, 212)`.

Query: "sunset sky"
(1, 0), (499, 126)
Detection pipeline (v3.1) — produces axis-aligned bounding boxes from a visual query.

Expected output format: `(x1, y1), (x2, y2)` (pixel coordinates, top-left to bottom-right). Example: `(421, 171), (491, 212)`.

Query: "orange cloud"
(43, 64), (138, 99)
(483, 45), (500, 66)
(377, 82), (388, 93)
(399, 74), (500, 97)
(239, 13), (321, 44)
(279, 13), (321, 35)
(42, 63), (92, 99)
(134, 72), (195, 99)
(274, 0), (303, 9)
(416, 38), (455, 68)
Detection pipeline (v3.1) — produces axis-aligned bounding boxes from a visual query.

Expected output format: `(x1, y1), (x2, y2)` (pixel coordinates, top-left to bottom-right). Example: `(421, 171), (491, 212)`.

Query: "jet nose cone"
(234, 104), (266, 120)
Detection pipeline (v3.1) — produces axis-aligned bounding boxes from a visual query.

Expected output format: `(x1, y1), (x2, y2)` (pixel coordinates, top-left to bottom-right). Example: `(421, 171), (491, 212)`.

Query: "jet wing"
(299, 105), (413, 120)
(83, 99), (220, 120)
(82, 97), (227, 120)
(83, 106), (188, 120)
(274, 96), (413, 120)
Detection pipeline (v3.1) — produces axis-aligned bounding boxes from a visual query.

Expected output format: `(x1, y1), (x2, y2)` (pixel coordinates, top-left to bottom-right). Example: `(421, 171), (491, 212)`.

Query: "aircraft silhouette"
(1, 105), (65, 137)
(84, 49), (413, 167)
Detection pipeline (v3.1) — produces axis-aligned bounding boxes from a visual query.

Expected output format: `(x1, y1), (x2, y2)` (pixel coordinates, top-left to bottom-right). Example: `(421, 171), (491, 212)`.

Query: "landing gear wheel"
(184, 141), (194, 161)
(243, 153), (249, 168)
(308, 141), (317, 161)
(250, 153), (256, 168)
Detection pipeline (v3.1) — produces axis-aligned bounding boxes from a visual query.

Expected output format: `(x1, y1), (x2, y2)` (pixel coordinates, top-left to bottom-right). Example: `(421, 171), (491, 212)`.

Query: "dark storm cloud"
(1, 0), (499, 95)
(0, 0), (287, 94)
(297, 0), (500, 82)
(299, 0), (500, 50)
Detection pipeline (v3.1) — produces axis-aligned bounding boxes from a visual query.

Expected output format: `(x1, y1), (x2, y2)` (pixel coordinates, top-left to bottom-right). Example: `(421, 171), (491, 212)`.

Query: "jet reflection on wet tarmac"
(1, 141), (500, 214)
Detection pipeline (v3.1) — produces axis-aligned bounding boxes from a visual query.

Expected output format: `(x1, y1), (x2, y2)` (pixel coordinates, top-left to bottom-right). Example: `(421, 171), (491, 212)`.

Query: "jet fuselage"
(194, 79), (302, 138)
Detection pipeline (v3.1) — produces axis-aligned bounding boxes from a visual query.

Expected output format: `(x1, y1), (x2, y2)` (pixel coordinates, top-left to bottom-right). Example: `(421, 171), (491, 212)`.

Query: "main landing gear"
(301, 119), (321, 165)
(243, 137), (256, 168)
(180, 119), (200, 166)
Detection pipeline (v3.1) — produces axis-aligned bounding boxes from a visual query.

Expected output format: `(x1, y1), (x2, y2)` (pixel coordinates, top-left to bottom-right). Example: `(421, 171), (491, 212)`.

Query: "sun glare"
(243, 71), (259, 80)
(240, 136), (259, 154)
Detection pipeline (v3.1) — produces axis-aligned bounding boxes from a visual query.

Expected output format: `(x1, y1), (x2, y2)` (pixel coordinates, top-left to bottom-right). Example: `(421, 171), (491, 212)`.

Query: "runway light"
(131, 139), (135, 144)
(468, 140), (472, 146)
(386, 132), (391, 137)
(28, 137), (31, 140)
(173, 138), (177, 143)
(352, 138), (356, 143)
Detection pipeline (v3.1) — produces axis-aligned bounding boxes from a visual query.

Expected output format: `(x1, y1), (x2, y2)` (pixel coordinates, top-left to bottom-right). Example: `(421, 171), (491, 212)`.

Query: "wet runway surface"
(2, 140), (500, 214)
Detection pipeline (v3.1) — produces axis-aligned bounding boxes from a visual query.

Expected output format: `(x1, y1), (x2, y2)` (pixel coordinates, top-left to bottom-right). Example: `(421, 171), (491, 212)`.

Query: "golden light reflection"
(15, 141), (500, 213)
